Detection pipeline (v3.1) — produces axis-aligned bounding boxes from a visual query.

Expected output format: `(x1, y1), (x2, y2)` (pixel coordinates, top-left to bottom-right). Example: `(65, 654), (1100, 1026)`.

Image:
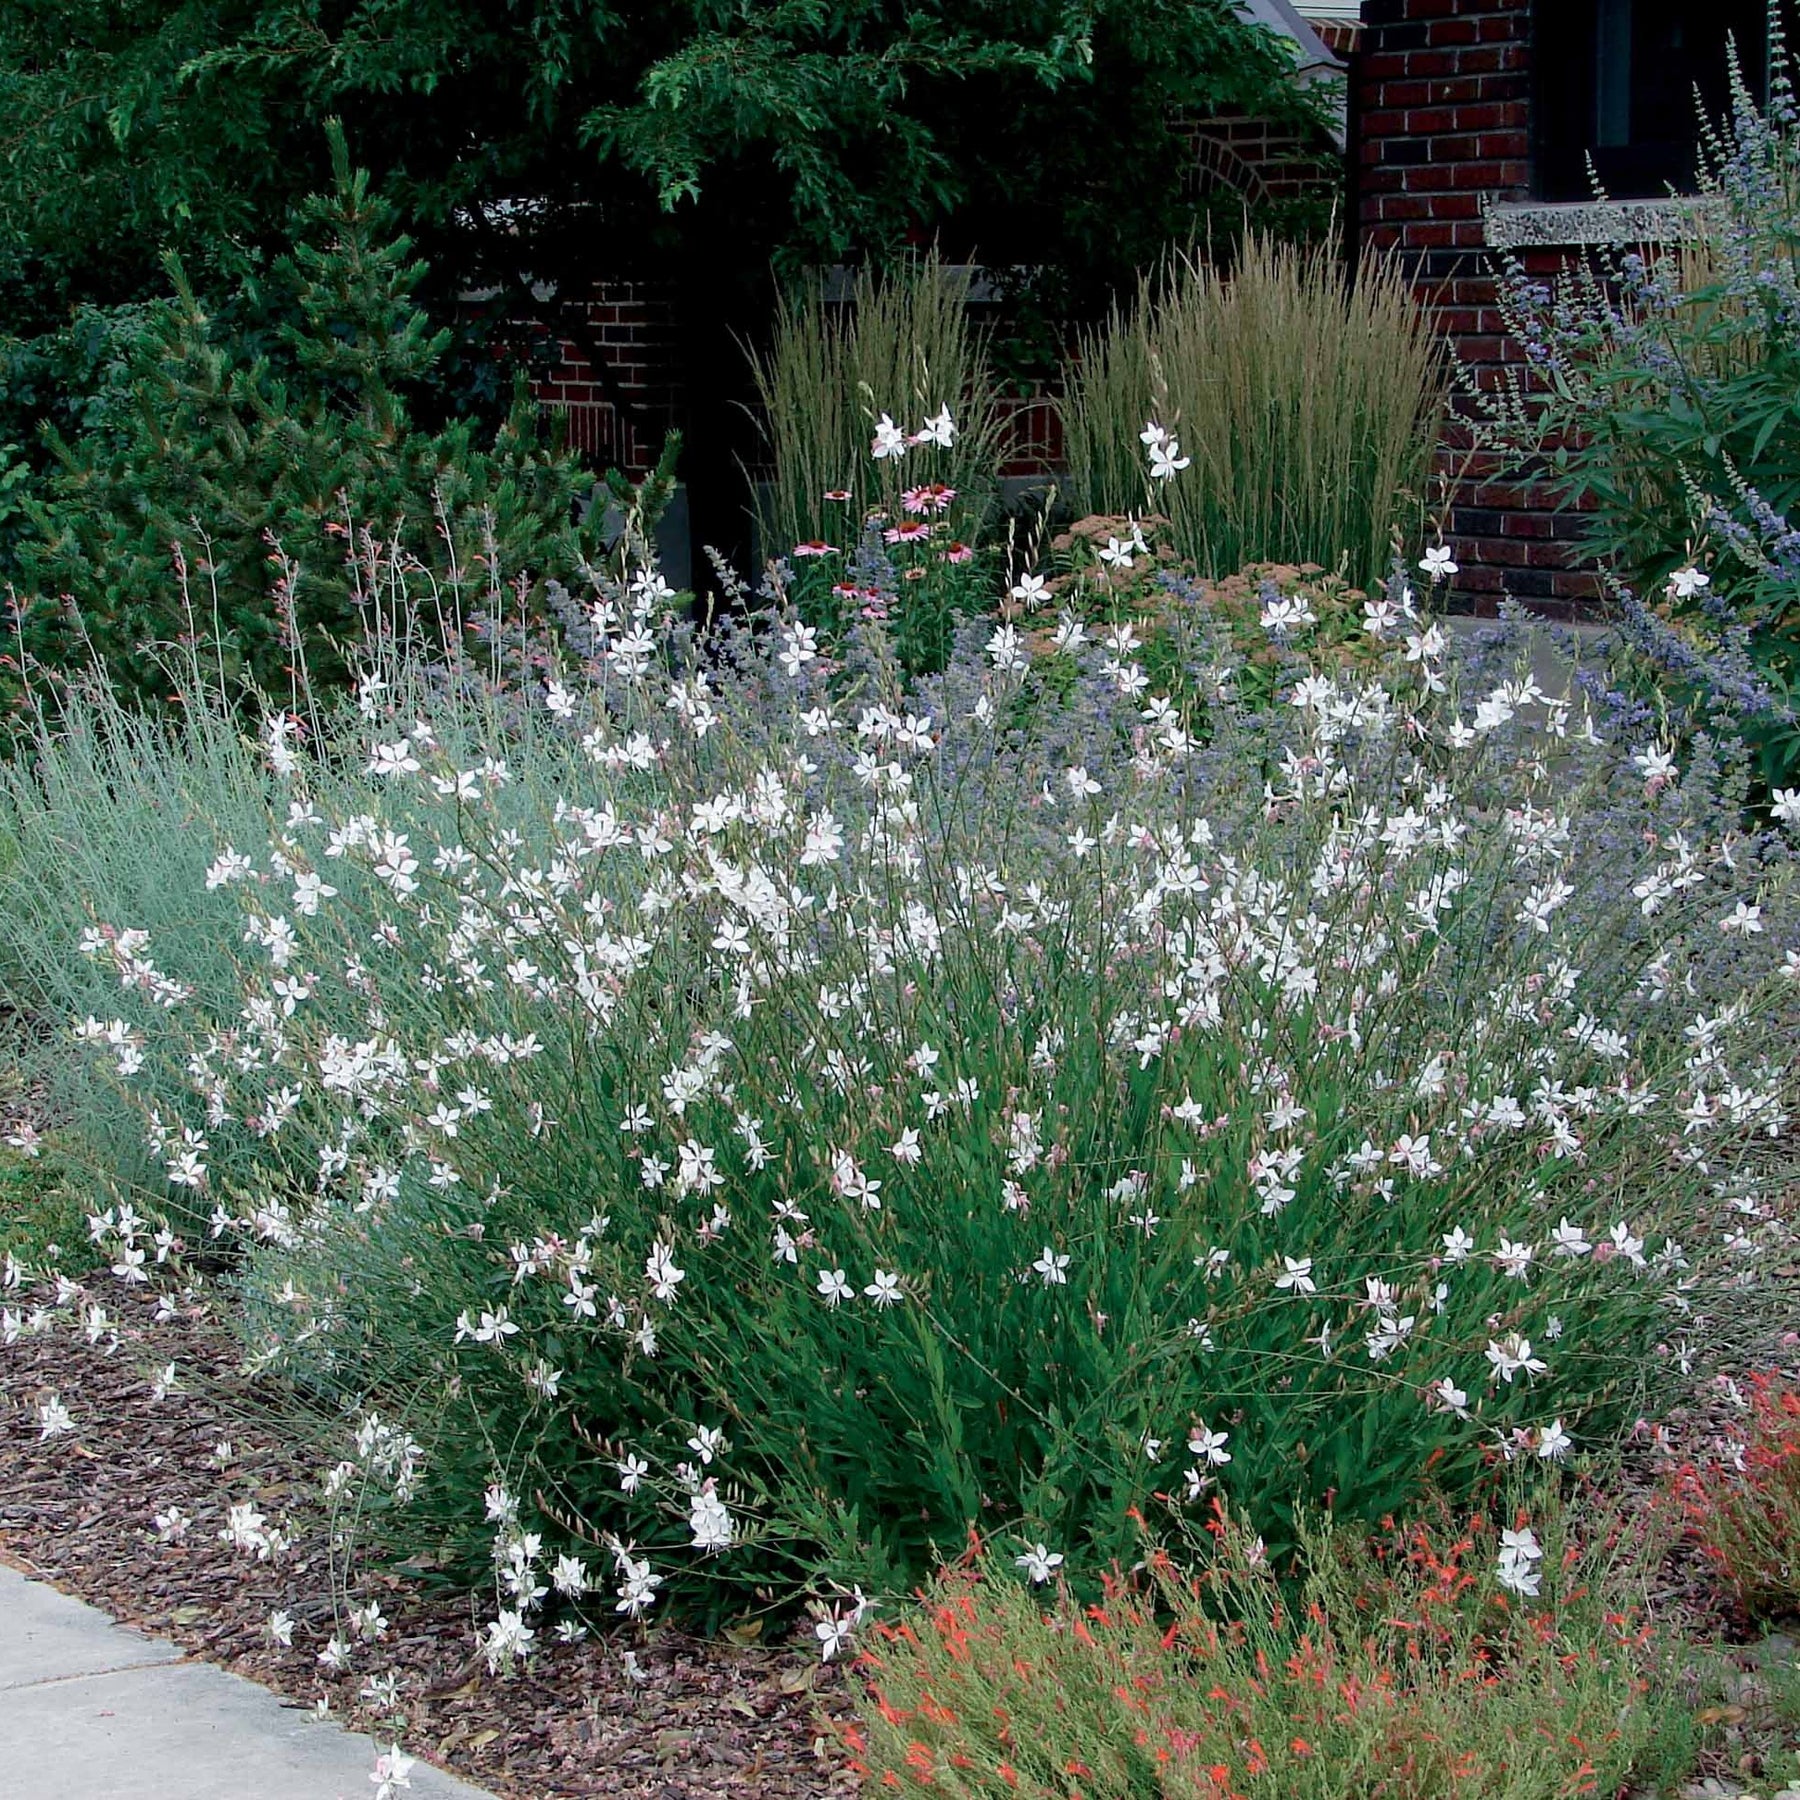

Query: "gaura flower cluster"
(68, 548), (1799, 1647)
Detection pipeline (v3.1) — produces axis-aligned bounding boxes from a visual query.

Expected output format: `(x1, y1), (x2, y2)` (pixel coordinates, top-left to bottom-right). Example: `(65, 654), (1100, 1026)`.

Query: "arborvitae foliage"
(13, 126), (590, 703)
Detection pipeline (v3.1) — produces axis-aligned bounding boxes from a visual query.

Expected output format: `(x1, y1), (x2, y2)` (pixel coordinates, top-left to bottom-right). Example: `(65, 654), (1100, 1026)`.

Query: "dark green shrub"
(10, 126), (591, 706)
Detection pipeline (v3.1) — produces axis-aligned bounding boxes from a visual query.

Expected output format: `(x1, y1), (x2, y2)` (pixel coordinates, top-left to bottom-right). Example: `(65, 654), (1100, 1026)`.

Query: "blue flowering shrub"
(1487, 19), (1800, 787)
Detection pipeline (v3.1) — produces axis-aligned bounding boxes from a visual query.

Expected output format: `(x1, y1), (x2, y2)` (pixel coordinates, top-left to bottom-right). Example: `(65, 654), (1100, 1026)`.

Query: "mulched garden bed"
(0, 1278), (858, 1800)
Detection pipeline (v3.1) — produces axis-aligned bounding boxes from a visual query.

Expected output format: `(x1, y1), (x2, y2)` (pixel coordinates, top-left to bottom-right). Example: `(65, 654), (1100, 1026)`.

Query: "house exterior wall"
(1356, 0), (1601, 614)
(530, 11), (1598, 611)
(532, 281), (679, 479)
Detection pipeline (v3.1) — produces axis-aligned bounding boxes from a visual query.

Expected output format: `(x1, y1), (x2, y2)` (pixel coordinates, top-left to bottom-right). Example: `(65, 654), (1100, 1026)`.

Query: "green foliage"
(750, 254), (1005, 556)
(1061, 237), (1445, 590)
(0, 1139), (94, 1278)
(25, 581), (1794, 1623)
(9, 126), (589, 704)
(1672, 1376), (1800, 1620)
(1027, 517), (1391, 715)
(1483, 13), (1800, 786)
(0, 0), (1335, 471)
(0, 673), (288, 1222)
(848, 1501), (1693, 1800)
(0, 1038), (92, 1275)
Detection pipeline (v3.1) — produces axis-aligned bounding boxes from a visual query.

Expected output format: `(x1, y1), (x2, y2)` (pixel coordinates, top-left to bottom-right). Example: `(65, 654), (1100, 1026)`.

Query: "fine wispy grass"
(1062, 235), (1446, 587)
(747, 250), (1007, 559)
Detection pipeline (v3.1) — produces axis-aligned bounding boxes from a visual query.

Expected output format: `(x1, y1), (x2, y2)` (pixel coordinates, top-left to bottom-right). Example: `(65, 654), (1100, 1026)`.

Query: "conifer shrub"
(8, 126), (591, 709)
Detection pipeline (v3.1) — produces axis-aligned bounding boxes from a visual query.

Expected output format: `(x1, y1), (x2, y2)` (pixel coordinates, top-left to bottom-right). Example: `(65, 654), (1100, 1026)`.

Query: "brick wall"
(1356, 0), (1599, 614)
(1182, 109), (1344, 210)
(530, 281), (679, 480)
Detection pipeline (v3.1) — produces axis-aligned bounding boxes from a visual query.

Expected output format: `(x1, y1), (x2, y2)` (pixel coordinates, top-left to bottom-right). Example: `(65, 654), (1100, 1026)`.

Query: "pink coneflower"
(823, 489), (853, 503)
(901, 482), (956, 516)
(883, 521), (931, 545)
(940, 542), (974, 564)
(792, 541), (838, 558)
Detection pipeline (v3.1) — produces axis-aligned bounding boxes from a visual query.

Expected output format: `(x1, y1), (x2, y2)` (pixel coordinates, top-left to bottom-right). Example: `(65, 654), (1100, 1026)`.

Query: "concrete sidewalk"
(0, 1564), (497, 1800)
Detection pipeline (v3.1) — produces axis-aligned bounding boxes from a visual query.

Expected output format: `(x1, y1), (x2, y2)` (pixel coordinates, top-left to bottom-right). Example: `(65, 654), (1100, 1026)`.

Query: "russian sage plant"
(1485, 8), (1800, 784)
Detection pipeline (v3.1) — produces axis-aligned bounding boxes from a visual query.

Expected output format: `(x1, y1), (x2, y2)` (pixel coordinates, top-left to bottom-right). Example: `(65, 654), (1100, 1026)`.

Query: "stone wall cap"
(1485, 196), (1723, 251)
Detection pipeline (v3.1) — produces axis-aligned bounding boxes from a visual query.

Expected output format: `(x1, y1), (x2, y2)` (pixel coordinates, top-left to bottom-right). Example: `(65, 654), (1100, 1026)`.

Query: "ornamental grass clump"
(31, 504), (1798, 1654)
(1061, 236), (1445, 590)
(845, 1501), (1692, 1799)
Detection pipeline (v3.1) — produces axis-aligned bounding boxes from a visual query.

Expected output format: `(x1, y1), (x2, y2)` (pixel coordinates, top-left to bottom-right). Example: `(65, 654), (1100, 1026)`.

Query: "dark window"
(1534, 0), (1768, 199)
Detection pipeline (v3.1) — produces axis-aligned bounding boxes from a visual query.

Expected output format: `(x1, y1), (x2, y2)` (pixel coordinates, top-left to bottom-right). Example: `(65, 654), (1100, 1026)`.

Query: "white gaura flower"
(686, 1424), (727, 1464)
(1014, 1542), (1064, 1584)
(1550, 1218), (1592, 1257)
(1274, 1257), (1316, 1295)
(871, 413), (908, 460)
(1719, 900), (1763, 936)
(688, 1483), (736, 1552)
(37, 1394), (75, 1439)
(987, 623), (1029, 675)
(863, 1270), (903, 1307)
(1536, 1419), (1573, 1461)
(1430, 1377), (1470, 1418)
(1495, 1525), (1544, 1597)
(366, 739), (420, 779)
(370, 1744), (416, 1799)
(551, 1554), (589, 1596)
(1187, 1422), (1231, 1467)
(613, 1548), (664, 1616)
(1140, 421), (1189, 481)
(1484, 1333), (1547, 1384)
(1493, 1237), (1534, 1280)
(482, 1609), (536, 1672)
(471, 1307), (518, 1345)
(816, 1268), (852, 1306)
(644, 1239), (685, 1303)
(1441, 1225), (1475, 1261)
(913, 406), (956, 449)
(1607, 1220), (1647, 1267)
(1031, 1246), (1070, 1286)
(1419, 544), (1459, 582)
(815, 1610), (857, 1661)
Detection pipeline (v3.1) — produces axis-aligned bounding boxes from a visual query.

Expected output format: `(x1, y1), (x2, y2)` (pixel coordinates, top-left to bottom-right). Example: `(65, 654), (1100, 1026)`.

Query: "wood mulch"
(0, 1278), (859, 1800)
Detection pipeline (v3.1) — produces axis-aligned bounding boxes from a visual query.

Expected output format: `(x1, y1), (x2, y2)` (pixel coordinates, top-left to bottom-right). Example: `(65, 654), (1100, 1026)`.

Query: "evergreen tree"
(15, 126), (589, 701)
